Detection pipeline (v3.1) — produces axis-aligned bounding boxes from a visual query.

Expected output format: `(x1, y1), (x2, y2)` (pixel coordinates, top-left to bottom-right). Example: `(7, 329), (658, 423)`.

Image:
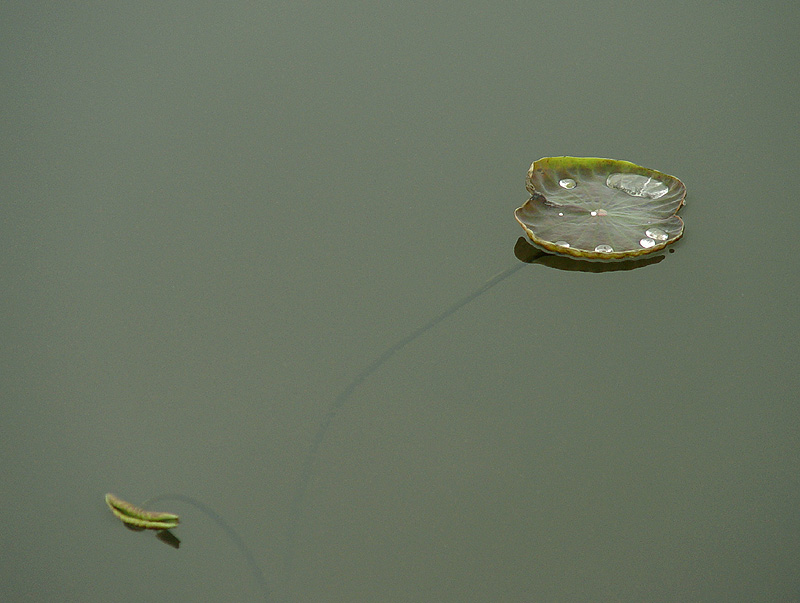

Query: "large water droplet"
(645, 227), (669, 241)
(606, 173), (668, 199)
(559, 178), (576, 189)
(639, 237), (656, 249)
(555, 240), (570, 248)
(595, 244), (614, 253)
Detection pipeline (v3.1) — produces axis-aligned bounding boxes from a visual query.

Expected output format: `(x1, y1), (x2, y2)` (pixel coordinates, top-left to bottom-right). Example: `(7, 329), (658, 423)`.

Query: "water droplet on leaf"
(606, 173), (668, 199)
(645, 227), (669, 241)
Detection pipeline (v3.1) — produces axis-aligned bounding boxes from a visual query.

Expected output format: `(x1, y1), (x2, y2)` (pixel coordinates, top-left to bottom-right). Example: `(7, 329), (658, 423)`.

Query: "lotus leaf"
(515, 157), (685, 260)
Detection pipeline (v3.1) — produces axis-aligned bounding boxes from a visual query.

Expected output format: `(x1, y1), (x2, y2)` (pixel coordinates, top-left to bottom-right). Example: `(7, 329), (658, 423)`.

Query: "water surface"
(2, 2), (798, 601)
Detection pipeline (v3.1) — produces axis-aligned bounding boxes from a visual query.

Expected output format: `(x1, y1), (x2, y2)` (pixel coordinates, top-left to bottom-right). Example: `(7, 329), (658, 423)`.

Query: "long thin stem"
(282, 262), (525, 579)
(138, 262), (526, 603)
(143, 493), (272, 602)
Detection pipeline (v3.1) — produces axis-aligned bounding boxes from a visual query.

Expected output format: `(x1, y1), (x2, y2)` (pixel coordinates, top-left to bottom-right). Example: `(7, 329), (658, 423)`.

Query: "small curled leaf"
(105, 493), (180, 530)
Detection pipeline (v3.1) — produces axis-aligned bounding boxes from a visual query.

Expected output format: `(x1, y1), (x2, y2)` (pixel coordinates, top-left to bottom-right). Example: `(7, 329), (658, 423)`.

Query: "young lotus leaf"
(514, 157), (686, 260)
(105, 493), (180, 530)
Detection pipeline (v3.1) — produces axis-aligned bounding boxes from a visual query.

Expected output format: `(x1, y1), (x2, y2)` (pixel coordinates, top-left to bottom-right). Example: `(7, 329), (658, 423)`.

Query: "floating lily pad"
(514, 157), (686, 260)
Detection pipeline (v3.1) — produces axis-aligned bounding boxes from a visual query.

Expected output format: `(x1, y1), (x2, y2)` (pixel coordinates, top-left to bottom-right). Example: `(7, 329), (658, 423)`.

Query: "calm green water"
(2, 2), (798, 601)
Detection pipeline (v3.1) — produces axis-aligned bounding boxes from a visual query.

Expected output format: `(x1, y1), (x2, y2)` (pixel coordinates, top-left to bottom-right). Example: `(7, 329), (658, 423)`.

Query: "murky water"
(2, 2), (798, 601)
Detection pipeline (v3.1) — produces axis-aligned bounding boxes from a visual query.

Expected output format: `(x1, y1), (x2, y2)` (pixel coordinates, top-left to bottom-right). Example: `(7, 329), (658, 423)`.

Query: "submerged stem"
(143, 493), (272, 602)
(282, 262), (524, 580)
(110, 262), (526, 603)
